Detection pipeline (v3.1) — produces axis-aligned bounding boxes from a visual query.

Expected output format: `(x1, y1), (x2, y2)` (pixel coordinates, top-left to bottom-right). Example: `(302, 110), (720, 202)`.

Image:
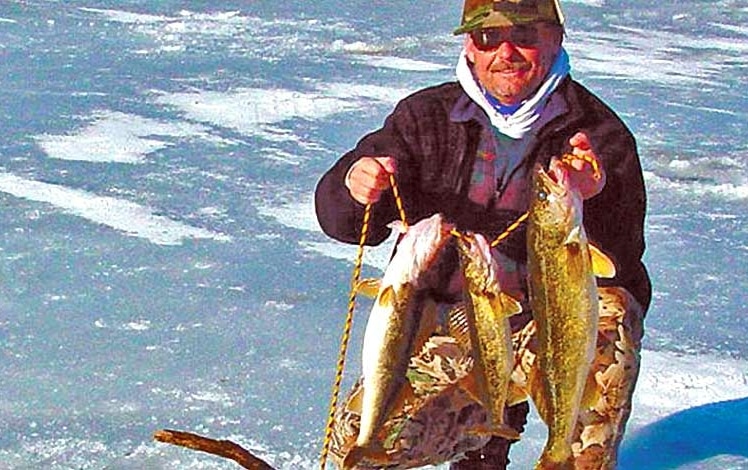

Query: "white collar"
(456, 47), (570, 139)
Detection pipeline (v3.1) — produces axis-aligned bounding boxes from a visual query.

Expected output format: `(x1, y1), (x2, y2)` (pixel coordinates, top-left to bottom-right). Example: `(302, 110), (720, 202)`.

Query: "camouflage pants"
(330, 286), (644, 470)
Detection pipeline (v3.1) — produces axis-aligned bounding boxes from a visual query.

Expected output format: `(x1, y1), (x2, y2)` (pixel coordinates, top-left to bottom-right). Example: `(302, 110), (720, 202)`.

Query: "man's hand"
(564, 132), (606, 200)
(345, 156), (397, 205)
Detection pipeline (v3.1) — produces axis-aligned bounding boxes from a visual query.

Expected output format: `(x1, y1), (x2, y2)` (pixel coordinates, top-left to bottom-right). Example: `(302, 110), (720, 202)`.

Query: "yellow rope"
(561, 152), (602, 180)
(319, 175), (409, 468)
(389, 173), (408, 229)
(450, 228), (464, 239)
(319, 203), (371, 470)
(490, 211), (528, 248)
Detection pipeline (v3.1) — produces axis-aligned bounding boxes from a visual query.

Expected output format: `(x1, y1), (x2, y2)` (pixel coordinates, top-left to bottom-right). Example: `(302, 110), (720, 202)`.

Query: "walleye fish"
(342, 213), (454, 469)
(526, 160), (615, 470)
(456, 232), (522, 441)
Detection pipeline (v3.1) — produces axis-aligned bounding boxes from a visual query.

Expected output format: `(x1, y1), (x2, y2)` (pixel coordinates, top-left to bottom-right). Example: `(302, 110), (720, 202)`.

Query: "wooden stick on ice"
(153, 429), (275, 470)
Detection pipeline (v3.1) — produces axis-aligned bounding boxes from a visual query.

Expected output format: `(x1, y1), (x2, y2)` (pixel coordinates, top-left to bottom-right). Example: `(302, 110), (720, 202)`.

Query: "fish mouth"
(406, 213), (455, 278)
(456, 232), (497, 288)
(534, 159), (570, 200)
(422, 214), (456, 246)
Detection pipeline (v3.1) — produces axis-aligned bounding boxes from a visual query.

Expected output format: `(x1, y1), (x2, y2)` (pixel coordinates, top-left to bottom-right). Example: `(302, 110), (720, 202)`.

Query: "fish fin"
(589, 244), (617, 278)
(412, 297), (440, 355)
(581, 371), (602, 410)
(390, 381), (416, 415)
(563, 226), (583, 248)
(506, 382), (529, 407)
(526, 367), (550, 425)
(346, 383), (364, 414)
(355, 278), (382, 298)
(499, 292), (523, 316)
(456, 370), (484, 406)
(386, 220), (408, 234)
(535, 453), (575, 470)
(342, 443), (388, 469)
(341, 446), (363, 470)
(377, 285), (396, 308)
(467, 423), (521, 441)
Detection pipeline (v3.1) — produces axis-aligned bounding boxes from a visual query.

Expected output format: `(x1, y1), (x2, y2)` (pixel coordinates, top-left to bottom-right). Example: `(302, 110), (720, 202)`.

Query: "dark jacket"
(315, 78), (651, 311)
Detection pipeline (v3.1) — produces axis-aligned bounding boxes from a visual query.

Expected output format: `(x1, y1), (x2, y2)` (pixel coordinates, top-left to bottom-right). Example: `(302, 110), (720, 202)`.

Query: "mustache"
(490, 61), (530, 73)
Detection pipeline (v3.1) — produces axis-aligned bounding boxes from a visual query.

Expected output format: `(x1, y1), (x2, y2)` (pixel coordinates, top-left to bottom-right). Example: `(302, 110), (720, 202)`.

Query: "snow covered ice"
(0, 1), (746, 468)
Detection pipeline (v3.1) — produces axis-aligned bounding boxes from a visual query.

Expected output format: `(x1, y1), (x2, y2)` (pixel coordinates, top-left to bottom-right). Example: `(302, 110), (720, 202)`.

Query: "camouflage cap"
(454, 0), (565, 35)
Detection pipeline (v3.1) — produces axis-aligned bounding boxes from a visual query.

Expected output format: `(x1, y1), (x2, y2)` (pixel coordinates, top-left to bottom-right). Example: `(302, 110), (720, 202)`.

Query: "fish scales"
(343, 213), (454, 469)
(457, 232), (521, 441)
(527, 162), (600, 470)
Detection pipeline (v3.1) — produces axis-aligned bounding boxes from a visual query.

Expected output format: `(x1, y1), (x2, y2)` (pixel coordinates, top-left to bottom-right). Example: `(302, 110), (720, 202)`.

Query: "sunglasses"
(470, 25), (541, 50)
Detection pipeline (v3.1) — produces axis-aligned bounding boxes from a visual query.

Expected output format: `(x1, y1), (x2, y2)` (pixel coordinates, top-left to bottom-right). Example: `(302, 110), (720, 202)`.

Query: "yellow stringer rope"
(490, 212), (528, 248)
(560, 152), (602, 180)
(319, 203), (372, 469)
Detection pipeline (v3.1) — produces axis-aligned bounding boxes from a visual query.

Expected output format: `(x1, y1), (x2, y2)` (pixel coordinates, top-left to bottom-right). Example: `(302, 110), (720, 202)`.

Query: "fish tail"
(535, 440), (575, 470)
(493, 423), (522, 441)
(341, 446), (364, 470)
(467, 423), (521, 441)
(341, 443), (388, 470)
(534, 453), (575, 470)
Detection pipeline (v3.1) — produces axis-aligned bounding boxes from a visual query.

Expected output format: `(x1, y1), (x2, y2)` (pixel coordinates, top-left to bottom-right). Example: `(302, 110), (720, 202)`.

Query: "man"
(315, 0), (650, 468)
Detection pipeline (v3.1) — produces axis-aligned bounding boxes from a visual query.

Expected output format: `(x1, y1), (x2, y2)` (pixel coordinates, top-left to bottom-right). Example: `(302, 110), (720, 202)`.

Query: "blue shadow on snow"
(618, 397), (748, 469)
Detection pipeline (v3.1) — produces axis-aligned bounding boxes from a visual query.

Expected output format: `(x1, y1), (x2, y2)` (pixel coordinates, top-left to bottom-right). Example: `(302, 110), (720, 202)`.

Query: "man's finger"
(569, 158), (586, 172)
(569, 131), (591, 150)
(373, 156), (397, 175)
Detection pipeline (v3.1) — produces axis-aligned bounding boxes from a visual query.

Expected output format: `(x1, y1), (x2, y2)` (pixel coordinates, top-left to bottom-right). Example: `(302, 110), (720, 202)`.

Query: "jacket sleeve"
(314, 97), (422, 246)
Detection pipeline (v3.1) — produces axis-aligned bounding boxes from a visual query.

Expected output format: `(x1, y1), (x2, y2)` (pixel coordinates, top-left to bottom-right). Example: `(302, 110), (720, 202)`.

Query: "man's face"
(465, 23), (563, 106)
